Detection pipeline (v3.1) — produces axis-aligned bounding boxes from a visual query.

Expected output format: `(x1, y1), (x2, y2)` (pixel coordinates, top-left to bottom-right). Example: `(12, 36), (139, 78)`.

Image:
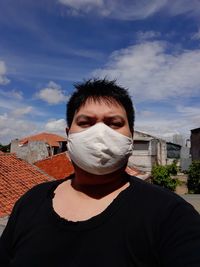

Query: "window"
(134, 141), (149, 150)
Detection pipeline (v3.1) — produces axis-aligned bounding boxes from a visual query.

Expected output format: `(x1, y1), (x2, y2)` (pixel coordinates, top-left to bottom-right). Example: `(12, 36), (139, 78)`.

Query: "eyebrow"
(75, 114), (125, 121)
(75, 115), (93, 121)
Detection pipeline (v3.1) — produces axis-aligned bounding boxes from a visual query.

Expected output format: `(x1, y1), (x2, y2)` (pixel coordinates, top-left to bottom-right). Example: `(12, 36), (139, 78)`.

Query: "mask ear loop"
(66, 127), (69, 152)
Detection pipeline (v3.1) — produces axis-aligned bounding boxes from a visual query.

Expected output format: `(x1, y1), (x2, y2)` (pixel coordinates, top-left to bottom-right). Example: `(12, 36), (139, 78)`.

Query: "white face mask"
(67, 122), (133, 175)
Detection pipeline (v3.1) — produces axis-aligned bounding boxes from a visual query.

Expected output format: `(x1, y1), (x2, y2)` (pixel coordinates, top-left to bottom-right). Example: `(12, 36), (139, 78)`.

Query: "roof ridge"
(0, 152), (16, 157)
(30, 163), (55, 181)
(34, 151), (70, 163)
(19, 132), (66, 141)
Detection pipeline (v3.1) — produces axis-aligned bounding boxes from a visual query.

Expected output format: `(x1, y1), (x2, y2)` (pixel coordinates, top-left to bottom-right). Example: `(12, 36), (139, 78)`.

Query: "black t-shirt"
(1, 175), (200, 267)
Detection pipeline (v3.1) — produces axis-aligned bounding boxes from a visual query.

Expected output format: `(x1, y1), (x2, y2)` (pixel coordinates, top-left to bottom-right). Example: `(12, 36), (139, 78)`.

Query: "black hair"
(66, 78), (135, 131)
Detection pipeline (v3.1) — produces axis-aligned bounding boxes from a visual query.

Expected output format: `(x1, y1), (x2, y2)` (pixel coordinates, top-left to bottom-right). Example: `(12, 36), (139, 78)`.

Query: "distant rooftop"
(19, 132), (67, 147)
(191, 127), (200, 133)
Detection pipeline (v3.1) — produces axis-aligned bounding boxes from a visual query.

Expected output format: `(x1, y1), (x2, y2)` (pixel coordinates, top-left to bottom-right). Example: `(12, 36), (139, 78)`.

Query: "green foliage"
(166, 160), (178, 175)
(187, 161), (200, 194)
(0, 143), (11, 153)
(152, 162), (179, 191)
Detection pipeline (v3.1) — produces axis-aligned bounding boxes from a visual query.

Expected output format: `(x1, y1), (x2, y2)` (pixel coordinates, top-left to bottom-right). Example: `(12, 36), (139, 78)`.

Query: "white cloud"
(0, 90), (47, 118)
(94, 41), (200, 101)
(9, 89), (23, 100)
(138, 110), (155, 117)
(47, 81), (61, 90)
(166, 0), (200, 17)
(0, 89), (23, 100)
(176, 105), (200, 126)
(45, 119), (66, 133)
(58, 0), (165, 19)
(0, 113), (66, 145)
(192, 29), (200, 40)
(36, 81), (68, 104)
(0, 60), (10, 85)
(58, 0), (200, 20)
(134, 103), (200, 141)
(11, 106), (33, 117)
(136, 31), (161, 41)
(0, 113), (39, 144)
(136, 114), (190, 140)
(59, 0), (103, 11)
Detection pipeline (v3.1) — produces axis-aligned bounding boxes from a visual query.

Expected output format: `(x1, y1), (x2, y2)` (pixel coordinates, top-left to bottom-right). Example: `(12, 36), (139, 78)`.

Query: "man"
(0, 78), (200, 266)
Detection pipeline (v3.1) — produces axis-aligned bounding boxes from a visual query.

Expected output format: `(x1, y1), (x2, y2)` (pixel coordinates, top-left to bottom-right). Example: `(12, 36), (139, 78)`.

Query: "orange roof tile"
(34, 152), (74, 180)
(35, 153), (150, 181)
(125, 166), (151, 181)
(0, 153), (54, 217)
(19, 132), (67, 147)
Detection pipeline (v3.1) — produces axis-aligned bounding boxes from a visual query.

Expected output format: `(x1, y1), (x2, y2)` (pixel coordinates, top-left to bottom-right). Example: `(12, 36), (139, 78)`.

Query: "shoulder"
(129, 175), (186, 202)
(13, 178), (65, 214)
(128, 176), (199, 218)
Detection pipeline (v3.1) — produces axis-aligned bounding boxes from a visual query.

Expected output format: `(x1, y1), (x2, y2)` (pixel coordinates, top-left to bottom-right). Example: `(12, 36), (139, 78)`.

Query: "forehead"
(75, 98), (127, 118)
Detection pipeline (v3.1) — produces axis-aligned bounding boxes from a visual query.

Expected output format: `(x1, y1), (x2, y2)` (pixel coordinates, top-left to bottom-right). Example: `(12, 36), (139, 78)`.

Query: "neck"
(71, 164), (129, 199)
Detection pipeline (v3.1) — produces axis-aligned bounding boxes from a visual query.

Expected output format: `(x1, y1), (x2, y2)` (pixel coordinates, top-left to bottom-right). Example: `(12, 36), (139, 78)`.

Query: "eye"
(108, 121), (123, 129)
(77, 121), (91, 128)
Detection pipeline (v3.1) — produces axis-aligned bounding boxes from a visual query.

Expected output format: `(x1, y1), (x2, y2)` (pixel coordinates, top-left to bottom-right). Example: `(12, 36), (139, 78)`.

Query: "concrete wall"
(128, 153), (153, 172)
(156, 140), (167, 166)
(129, 136), (167, 173)
(10, 139), (19, 153)
(11, 140), (49, 164)
(180, 146), (192, 171)
(0, 216), (8, 237)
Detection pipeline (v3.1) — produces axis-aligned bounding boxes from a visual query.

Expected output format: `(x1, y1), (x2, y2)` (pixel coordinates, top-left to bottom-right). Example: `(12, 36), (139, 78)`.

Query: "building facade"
(191, 128), (200, 161)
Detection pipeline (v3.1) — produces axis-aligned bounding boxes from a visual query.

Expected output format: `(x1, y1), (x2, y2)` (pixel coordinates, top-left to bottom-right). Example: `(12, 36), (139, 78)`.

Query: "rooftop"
(125, 166), (151, 181)
(19, 132), (67, 147)
(0, 153), (54, 217)
(34, 152), (74, 180)
(34, 152), (151, 181)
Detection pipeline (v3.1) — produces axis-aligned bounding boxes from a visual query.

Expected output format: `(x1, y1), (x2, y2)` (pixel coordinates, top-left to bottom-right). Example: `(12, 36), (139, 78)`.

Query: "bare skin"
(53, 98), (133, 222)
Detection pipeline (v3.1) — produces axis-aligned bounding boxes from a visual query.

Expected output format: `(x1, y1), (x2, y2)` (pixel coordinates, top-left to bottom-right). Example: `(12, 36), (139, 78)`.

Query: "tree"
(187, 161), (200, 194)
(0, 143), (11, 153)
(152, 162), (179, 191)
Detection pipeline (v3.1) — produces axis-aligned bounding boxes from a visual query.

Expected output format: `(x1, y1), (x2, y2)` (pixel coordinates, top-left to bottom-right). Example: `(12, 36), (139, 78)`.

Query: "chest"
(52, 191), (116, 222)
(12, 210), (158, 267)
(11, 180), (160, 267)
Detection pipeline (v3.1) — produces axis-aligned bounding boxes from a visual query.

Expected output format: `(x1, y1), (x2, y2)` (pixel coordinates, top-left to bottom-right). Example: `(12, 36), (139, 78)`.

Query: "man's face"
(68, 98), (132, 138)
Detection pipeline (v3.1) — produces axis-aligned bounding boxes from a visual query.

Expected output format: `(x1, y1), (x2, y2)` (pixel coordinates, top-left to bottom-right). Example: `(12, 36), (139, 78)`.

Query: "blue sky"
(0, 0), (200, 144)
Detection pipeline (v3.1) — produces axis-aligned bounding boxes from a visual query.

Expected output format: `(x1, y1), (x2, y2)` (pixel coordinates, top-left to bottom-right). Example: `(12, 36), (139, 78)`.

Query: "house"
(128, 130), (167, 173)
(191, 128), (200, 161)
(34, 152), (74, 180)
(180, 145), (191, 171)
(171, 136), (192, 171)
(166, 142), (181, 167)
(10, 132), (67, 164)
(0, 153), (54, 234)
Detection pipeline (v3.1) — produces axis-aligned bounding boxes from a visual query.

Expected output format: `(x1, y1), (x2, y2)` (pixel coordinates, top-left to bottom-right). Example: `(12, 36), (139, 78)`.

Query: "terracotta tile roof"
(19, 132), (67, 147)
(34, 152), (150, 181)
(0, 153), (54, 217)
(34, 152), (74, 180)
(125, 166), (151, 181)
